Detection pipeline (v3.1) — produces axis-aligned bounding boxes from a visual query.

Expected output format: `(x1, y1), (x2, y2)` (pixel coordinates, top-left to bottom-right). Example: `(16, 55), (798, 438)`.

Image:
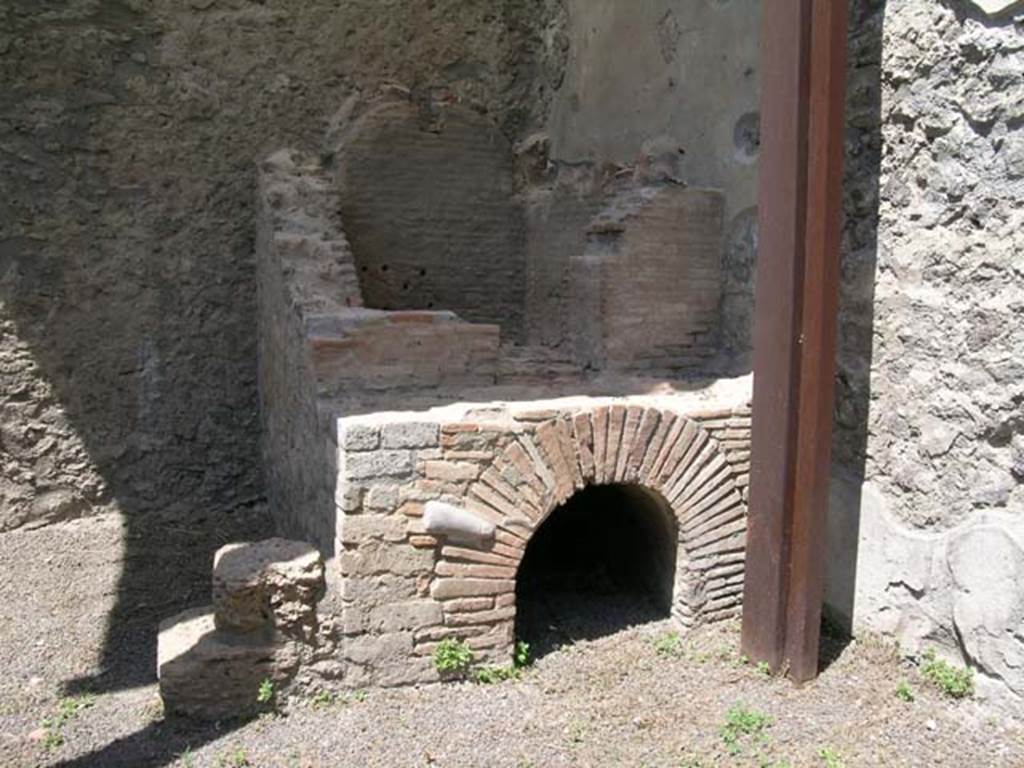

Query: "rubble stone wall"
(823, 0), (1024, 711)
(836, 0), (1024, 528)
(0, 0), (565, 532)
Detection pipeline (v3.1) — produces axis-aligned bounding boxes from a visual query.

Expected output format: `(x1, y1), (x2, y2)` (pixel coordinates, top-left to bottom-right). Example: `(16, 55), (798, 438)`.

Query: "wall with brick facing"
(329, 391), (752, 686)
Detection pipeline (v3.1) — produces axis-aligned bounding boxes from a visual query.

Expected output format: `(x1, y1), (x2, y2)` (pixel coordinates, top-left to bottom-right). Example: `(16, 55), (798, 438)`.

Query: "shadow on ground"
(517, 588), (668, 661)
(53, 716), (253, 768)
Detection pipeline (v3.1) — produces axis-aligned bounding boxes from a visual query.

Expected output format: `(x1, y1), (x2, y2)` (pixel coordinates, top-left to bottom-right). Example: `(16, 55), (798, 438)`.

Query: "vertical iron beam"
(741, 0), (848, 683)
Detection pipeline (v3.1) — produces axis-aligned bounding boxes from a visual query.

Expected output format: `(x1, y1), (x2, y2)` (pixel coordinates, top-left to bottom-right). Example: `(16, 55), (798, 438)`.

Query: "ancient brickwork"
(328, 395), (751, 686)
(257, 149), (355, 552)
(572, 185), (725, 373)
(257, 149), (503, 551)
(249, 110), (754, 690)
(333, 99), (526, 341)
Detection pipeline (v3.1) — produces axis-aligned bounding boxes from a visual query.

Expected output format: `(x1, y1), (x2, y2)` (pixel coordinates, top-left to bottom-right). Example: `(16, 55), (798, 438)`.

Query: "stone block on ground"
(213, 538), (325, 640)
(157, 607), (301, 719)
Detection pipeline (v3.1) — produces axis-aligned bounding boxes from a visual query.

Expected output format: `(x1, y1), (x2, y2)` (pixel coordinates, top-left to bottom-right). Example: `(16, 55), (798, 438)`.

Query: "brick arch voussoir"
(458, 407), (748, 625)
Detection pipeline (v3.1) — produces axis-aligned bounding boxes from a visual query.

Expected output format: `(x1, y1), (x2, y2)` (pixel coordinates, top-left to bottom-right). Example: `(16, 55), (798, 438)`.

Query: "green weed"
(216, 747), (250, 767)
(895, 680), (915, 702)
(256, 678), (275, 705)
(921, 648), (974, 699)
(434, 638), (475, 677)
(514, 640), (531, 668)
(475, 665), (520, 684)
(818, 746), (846, 768)
(310, 690), (336, 708)
(39, 694), (96, 751)
(654, 631), (685, 658)
(720, 704), (772, 756)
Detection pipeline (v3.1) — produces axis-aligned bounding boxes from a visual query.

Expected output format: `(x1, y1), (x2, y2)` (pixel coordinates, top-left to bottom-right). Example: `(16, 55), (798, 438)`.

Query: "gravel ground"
(3, 514), (1023, 768)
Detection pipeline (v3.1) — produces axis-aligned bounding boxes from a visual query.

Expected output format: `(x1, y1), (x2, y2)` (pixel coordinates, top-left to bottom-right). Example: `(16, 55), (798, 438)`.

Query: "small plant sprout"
(895, 680), (915, 702)
(818, 746), (846, 768)
(653, 631), (685, 657)
(310, 690), (335, 708)
(256, 678), (275, 705)
(475, 665), (519, 684)
(353, 690), (368, 702)
(756, 661), (772, 677)
(41, 720), (63, 751)
(433, 637), (475, 677)
(473, 640), (531, 683)
(568, 720), (586, 744)
(921, 648), (974, 699)
(719, 704), (772, 756)
(39, 693), (97, 751)
(216, 747), (250, 768)
(514, 640), (531, 668)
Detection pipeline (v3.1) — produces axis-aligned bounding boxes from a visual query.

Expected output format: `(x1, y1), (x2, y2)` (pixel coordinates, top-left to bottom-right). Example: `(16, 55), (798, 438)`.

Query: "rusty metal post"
(741, 0), (849, 683)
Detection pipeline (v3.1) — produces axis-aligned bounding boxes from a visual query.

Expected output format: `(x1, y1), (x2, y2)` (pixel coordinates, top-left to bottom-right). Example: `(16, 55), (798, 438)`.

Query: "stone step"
(158, 607), (298, 719)
(158, 538), (326, 719)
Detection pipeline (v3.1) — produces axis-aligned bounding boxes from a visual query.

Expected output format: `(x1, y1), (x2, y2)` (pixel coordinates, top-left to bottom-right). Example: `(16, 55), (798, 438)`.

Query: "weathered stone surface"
(368, 600), (443, 633)
(339, 542), (434, 578)
(423, 501), (496, 546)
(828, 1), (1024, 529)
(212, 539), (325, 640)
(949, 527), (1024, 701)
(344, 450), (414, 481)
(158, 608), (301, 719)
(423, 461), (480, 482)
(435, 561), (516, 580)
(430, 578), (515, 600)
(380, 422), (440, 449)
(443, 597), (495, 613)
(364, 485), (400, 512)
(339, 423), (380, 451)
(826, 474), (1024, 711)
(338, 515), (405, 545)
(342, 631), (414, 667)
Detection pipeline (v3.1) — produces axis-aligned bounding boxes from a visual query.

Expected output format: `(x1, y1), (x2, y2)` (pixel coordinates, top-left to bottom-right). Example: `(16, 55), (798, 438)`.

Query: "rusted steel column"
(741, 0), (849, 683)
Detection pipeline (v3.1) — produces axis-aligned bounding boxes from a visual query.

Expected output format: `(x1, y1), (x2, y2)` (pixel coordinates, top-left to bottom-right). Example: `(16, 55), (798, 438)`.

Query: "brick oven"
(158, 96), (752, 716)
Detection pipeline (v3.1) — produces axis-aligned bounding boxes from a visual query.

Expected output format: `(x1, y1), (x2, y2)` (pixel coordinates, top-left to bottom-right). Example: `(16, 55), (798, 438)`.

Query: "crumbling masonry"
(158, 96), (752, 716)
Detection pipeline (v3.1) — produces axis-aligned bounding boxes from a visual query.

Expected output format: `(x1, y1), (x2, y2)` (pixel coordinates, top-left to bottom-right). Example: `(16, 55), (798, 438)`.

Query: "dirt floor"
(2, 514), (1023, 768)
